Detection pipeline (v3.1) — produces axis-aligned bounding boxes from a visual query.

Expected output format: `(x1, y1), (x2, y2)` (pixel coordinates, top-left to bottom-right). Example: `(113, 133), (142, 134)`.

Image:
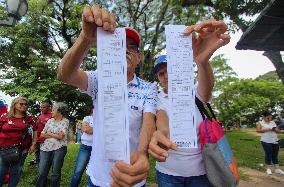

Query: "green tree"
(213, 79), (284, 128)
(1, 0), (209, 119)
(256, 71), (280, 82)
(113, 0), (209, 81)
(210, 54), (238, 94)
(0, 0), (94, 121)
(181, 0), (284, 84)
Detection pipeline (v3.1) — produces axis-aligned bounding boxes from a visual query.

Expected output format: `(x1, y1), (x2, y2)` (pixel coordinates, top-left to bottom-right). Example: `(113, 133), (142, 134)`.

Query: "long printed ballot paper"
(165, 25), (197, 149)
(97, 27), (130, 163)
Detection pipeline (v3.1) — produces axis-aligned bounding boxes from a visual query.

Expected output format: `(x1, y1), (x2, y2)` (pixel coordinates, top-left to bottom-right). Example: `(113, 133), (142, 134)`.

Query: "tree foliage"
(213, 79), (284, 128)
(0, 0), (93, 121)
(0, 0), (208, 119)
(210, 54), (238, 94)
(256, 71), (280, 82)
(182, 0), (284, 84)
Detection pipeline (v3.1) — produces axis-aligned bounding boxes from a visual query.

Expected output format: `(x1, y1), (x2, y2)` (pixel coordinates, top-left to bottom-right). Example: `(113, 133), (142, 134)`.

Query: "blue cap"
(151, 55), (167, 75)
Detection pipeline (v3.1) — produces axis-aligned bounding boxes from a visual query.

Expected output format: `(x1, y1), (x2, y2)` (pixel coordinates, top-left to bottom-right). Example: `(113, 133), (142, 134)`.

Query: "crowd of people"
(0, 3), (283, 187)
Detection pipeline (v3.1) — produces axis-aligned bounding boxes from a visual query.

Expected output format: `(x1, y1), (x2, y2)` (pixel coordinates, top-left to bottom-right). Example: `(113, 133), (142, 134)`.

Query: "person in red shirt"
(0, 101), (7, 116)
(0, 97), (37, 186)
(30, 101), (52, 165)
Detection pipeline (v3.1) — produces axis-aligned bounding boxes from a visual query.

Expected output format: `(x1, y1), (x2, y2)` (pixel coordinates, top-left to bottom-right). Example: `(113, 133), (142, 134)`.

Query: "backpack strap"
(195, 97), (212, 121)
(206, 103), (217, 120)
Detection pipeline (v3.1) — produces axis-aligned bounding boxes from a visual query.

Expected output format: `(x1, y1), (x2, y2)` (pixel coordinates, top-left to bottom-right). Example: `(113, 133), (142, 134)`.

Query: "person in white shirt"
(36, 102), (69, 187)
(57, 4), (157, 187)
(148, 19), (230, 187)
(256, 111), (284, 175)
(71, 106), (94, 187)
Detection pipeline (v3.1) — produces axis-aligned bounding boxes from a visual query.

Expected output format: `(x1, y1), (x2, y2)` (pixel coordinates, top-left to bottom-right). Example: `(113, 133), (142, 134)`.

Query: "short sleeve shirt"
(0, 115), (36, 150)
(259, 120), (278, 144)
(155, 90), (206, 177)
(40, 118), (69, 151)
(82, 70), (157, 187)
(81, 115), (94, 146)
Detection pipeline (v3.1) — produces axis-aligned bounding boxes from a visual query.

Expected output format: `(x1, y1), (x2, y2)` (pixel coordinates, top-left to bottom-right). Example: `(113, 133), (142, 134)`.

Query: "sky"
(0, 30), (278, 107)
(214, 30), (276, 79)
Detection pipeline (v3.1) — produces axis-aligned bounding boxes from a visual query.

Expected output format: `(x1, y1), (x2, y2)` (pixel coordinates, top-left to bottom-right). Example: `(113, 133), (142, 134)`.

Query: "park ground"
(13, 129), (284, 187)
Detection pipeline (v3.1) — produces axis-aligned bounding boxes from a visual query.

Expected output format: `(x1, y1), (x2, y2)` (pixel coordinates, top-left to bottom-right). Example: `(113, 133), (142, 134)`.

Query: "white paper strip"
(97, 27), (130, 163)
(165, 25), (197, 148)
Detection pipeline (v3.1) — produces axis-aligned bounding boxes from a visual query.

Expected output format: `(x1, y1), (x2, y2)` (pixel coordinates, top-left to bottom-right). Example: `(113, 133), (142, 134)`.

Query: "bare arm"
(57, 5), (116, 90)
(156, 110), (169, 136)
(28, 131), (38, 154)
(57, 34), (92, 90)
(183, 20), (230, 102)
(274, 127), (281, 133)
(82, 121), (93, 134)
(47, 132), (65, 140)
(32, 131), (38, 145)
(40, 132), (52, 139)
(41, 131), (65, 140)
(197, 63), (214, 102)
(138, 112), (156, 154)
(256, 124), (272, 133)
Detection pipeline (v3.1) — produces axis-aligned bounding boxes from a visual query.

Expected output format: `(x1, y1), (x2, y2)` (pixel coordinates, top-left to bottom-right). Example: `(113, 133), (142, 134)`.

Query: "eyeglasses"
(17, 102), (28, 106)
(127, 44), (139, 52)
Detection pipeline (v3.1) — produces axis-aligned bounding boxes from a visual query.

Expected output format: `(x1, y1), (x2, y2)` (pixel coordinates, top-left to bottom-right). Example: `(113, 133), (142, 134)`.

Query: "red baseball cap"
(125, 27), (141, 46)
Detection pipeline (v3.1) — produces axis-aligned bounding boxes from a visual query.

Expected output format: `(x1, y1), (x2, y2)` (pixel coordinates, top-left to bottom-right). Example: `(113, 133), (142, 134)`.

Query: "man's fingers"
(183, 25), (195, 35)
(115, 161), (148, 176)
(194, 18), (216, 32)
(110, 168), (131, 187)
(212, 20), (228, 31)
(148, 149), (167, 162)
(109, 13), (117, 32)
(110, 166), (147, 187)
(82, 5), (94, 23)
(92, 4), (102, 26)
(155, 131), (176, 150)
(219, 34), (230, 46)
(149, 140), (169, 157)
(101, 8), (111, 31)
(110, 180), (120, 187)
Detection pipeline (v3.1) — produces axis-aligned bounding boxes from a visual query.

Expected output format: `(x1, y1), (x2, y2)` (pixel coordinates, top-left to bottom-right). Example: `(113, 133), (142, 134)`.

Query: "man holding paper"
(57, 4), (156, 187)
(148, 20), (230, 186)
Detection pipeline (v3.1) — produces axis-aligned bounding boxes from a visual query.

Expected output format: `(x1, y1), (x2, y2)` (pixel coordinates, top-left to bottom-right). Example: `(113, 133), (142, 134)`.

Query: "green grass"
(226, 131), (284, 171)
(9, 131), (284, 186)
(17, 144), (87, 187)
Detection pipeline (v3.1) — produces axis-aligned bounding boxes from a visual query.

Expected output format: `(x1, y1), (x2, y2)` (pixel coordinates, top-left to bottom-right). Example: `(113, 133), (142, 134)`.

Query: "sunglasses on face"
(127, 44), (139, 52)
(17, 102), (28, 106)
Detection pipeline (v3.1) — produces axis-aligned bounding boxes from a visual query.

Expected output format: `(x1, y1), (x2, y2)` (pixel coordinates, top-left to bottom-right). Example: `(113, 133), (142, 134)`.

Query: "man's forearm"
(57, 33), (94, 85)
(138, 113), (156, 155)
(156, 110), (169, 136)
(197, 62), (214, 102)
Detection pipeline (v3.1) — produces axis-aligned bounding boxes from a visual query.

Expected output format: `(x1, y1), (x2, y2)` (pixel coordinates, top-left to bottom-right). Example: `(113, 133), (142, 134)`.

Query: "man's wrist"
(78, 32), (96, 47)
(196, 60), (210, 69)
(138, 147), (149, 157)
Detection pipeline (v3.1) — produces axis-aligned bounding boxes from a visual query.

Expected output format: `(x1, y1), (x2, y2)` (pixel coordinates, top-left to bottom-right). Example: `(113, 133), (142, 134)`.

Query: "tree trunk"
(263, 51), (284, 84)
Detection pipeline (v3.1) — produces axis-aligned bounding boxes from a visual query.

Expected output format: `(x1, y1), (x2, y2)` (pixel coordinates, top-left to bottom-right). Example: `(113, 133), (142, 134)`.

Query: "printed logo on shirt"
(131, 105), (138, 110)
